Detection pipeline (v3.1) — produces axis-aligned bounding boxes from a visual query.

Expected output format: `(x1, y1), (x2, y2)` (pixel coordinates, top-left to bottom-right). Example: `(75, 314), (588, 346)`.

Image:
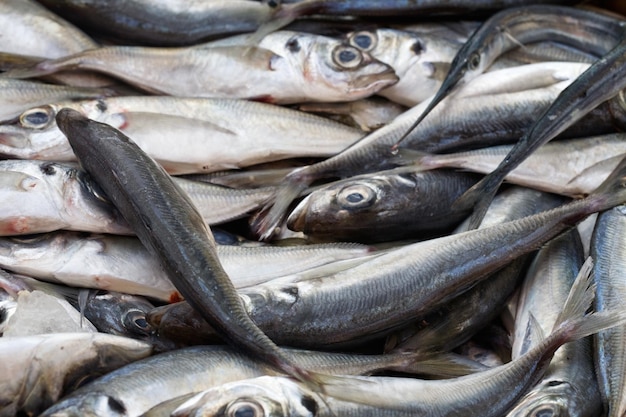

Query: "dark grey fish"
(54, 108), (325, 390)
(392, 4), (626, 148)
(456, 32), (626, 228)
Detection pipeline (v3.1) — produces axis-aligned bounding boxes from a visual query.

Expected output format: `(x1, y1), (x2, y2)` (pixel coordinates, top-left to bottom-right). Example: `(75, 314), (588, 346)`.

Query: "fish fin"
(250, 167), (313, 241)
(395, 351), (488, 378)
(387, 148), (437, 171)
(451, 173), (501, 230)
(565, 153), (625, 190)
(308, 373), (379, 404)
(123, 112), (237, 137)
(582, 153), (626, 214)
(77, 288), (91, 329)
(0, 54), (80, 80)
(547, 257), (626, 348)
(246, 0), (323, 46)
(426, 61), (452, 82)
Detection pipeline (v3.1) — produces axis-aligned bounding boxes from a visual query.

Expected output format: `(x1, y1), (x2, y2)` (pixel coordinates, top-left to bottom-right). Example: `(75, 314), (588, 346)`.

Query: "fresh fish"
(0, 78), (110, 123)
(387, 186), (563, 354)
(153, 153), (626, 348)
(2, 31), (398, 104)
(346, 28), (462, 106)
(55, 108), (328, 390)
(402, 133), (626, 198)
(393, 4), (626, 148)
(0, 0), (97, 59)
(0, 332), (152, 417)
(591, 204), (626, 417)
(506, 229), (602, 417)
(167, 260), (626, 417)
(286, 167), (481, 242)
(0, 160), (132, 236)
(253, 61), (599, 239)
(39, 345), (476, 417)
(0, 96), (364, 174)
(456, 32), (626, 228)
(36, 0), (308, 46)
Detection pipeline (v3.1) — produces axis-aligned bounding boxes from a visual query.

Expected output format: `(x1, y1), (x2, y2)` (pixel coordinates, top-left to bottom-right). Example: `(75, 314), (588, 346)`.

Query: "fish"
(591, 204), (626, 417)
(252, 61), (596, 239)
(346, 27), (462, 106)
(36, 0), (309, 46)
(154, 153), (626, 348)
(0, 160), (132, 236)
(286, 167), (481, 242)
(386, 186), (563, 354)
(166, 259), (626, 417)
(0, 332), (152, 417)
(0, 0), (97, 59)
(55, 108), (328, 391)
(2, 31), (398, 104)
(392, 4), (626, 148)
(401, 133), (626, 198)
(455, 31), (626, 229)
(39, 344), (479, 417)
(506, 229), (602, 417)
(0, 96), (364, 174)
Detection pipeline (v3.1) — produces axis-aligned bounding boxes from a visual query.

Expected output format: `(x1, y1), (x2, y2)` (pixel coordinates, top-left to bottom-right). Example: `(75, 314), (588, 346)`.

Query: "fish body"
(56, 108), (324, 389)
(287, 168), (480, 242)
(0, 96), (363, 173)
(3, 31), (398, 104)
(0, 332), (152, 417)
(591, 204), (626, 417)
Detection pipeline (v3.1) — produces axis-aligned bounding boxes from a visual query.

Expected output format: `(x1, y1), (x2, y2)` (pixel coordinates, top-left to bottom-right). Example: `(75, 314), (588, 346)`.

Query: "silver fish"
(0, 96), (364, 174)
(2, 31), (398, 104)
(168, 261), (626, 417)
(0, 332), (152, 417)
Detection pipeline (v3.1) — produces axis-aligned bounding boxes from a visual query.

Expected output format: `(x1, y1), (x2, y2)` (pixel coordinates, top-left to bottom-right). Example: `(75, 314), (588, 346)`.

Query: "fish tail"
(250, 168), (313, 241)
(547, 258), (626, 349)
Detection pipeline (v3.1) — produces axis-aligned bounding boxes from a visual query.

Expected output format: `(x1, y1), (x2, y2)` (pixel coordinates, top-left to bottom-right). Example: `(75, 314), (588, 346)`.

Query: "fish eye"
(411, 40), (425, 55)
(226, 400), (265, 417)
(332, 45), (363, 69)
(123, 309), (152, 336)
(349, 31), (377, 52)
(337, 184), (377, 209)
(19, 106), (54, 129)
(467, 52), (481, 71)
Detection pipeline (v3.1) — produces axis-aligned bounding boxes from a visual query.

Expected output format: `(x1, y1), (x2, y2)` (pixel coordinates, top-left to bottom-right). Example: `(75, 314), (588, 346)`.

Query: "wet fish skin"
(2, 31), (398, 104)
(287, 168), (480, 242)
(55, 108), (324, 390)
(37, 0), (280, 46)
(0, 96), (363, 173)
(506, 229), (602, 417)
(156, 154), (626, 348)
(455, 30), (626, 229)
(591, 204), (626, 417)
(0, 0), (97, 59)
(0, 332), (152, 417)
(167, 260), (626, 417)
(393, 4), (626, 147)
(0, 159), (132, 236)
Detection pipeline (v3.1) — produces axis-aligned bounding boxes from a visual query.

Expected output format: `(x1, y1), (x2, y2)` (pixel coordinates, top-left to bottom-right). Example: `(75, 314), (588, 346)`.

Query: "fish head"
(287, 177), (389, 240)
(267, 31), (398, 102)
(0, 104), (75, 160)
(171, 376), (318, 417)
(505, 380), (580, 417)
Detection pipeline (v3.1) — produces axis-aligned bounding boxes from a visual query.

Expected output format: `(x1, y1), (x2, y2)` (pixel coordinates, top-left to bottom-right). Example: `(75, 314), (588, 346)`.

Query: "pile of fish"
(2, 0), (626, 416)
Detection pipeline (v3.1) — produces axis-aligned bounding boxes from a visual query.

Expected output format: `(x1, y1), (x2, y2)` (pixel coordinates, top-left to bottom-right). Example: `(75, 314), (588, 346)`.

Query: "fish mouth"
(286, 195), (311, 232)
(351, 68), (399, 93)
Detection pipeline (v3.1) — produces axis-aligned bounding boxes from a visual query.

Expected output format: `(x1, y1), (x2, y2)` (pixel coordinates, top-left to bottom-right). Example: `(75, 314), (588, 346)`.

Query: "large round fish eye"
(123, 309), (153, 336)
(332, 45), (363, 69)
(19, 106), (54, 129)
(226, 400), (265, 417)
(349, 31), (377, 52)
(467, 52), (481, 71)
(337, 184), (377, 209)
